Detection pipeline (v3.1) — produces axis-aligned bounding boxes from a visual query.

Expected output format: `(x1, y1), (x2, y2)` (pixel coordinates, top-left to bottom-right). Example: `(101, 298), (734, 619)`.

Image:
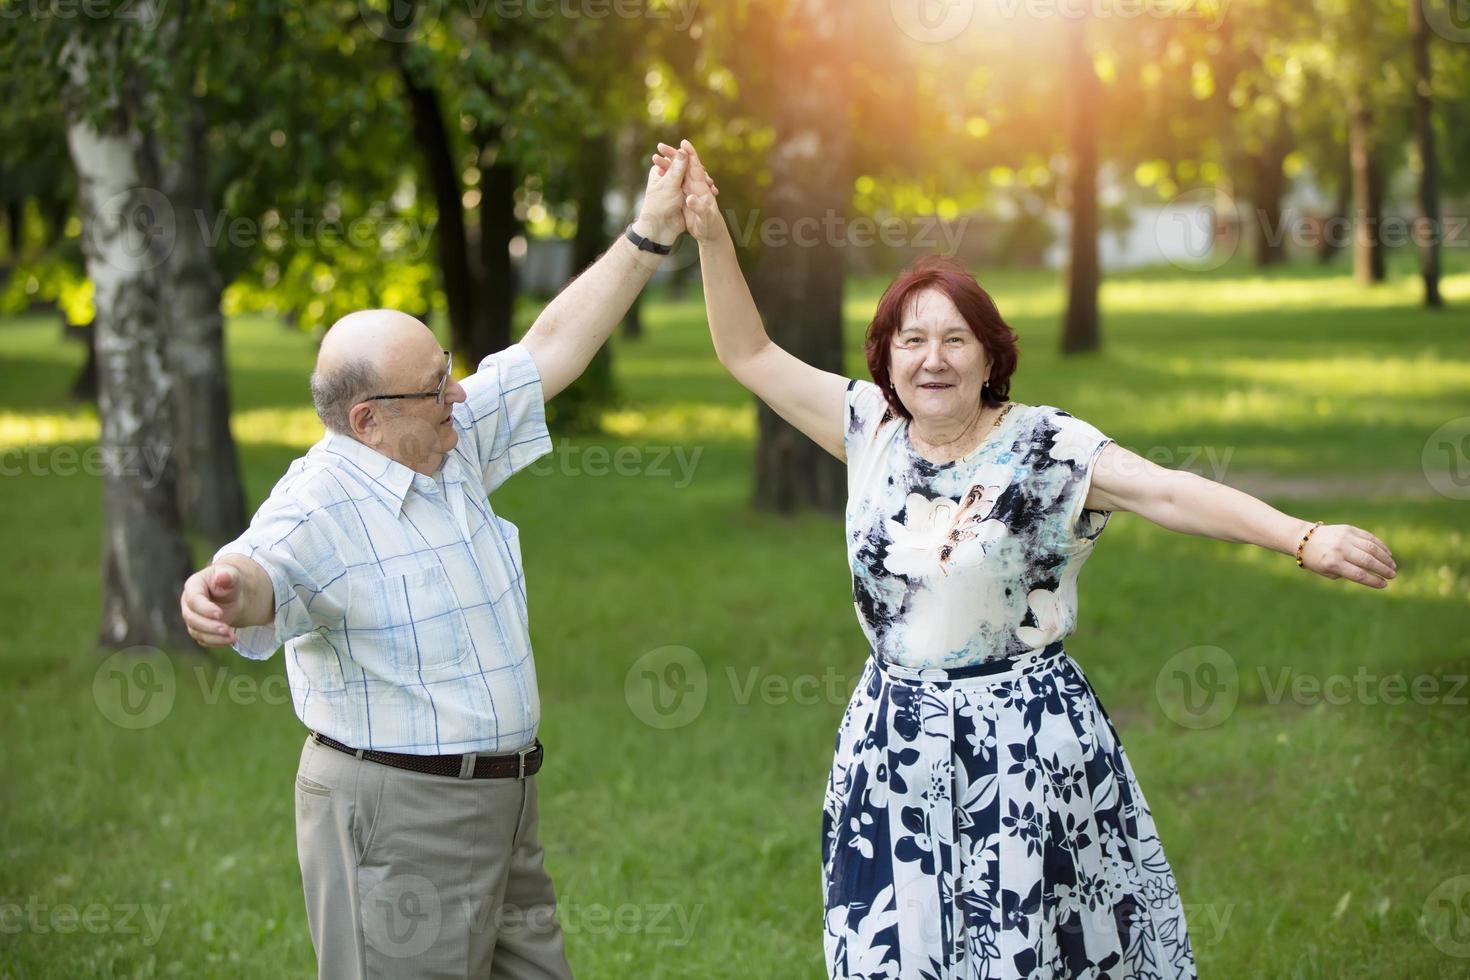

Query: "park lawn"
(2, 253), (1469, 978)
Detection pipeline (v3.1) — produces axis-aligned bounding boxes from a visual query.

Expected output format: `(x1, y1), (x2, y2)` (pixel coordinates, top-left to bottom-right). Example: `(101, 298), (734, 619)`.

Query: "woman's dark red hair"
(863, 255), (1019, 421)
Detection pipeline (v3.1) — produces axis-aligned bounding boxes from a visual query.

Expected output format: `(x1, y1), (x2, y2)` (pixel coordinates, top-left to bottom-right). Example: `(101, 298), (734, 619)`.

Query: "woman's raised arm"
(657, 141), (850, 462)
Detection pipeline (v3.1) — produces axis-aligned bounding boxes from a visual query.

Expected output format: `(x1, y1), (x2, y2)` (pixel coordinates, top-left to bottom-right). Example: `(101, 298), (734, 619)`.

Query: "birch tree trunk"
(64, 36), (193, 649)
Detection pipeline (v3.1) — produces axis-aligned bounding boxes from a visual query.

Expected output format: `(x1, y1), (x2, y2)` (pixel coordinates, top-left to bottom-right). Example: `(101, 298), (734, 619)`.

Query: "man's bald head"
(310, 310), (439, 434)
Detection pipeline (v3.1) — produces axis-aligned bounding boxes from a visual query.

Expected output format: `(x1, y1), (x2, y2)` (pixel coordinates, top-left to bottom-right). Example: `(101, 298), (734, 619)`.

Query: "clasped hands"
(631, 139), (727, 250)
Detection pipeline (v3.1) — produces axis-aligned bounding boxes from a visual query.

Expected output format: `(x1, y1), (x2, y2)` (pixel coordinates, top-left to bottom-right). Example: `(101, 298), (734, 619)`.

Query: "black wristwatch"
(625, 224), (673, 255)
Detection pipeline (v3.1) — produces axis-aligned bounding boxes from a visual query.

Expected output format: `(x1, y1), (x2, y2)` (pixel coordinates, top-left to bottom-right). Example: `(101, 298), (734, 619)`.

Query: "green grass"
(2, 252), (1469, 978)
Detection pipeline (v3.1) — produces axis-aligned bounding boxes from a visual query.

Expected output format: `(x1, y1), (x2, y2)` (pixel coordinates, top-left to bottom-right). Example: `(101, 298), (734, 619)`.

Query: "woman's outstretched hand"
(652, 139), (725, 245)
(1298, 523), (1398, 589)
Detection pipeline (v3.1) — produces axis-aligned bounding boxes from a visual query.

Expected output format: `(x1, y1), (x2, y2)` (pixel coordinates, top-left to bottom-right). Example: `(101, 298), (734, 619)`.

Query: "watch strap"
(625, 224), (673, 255)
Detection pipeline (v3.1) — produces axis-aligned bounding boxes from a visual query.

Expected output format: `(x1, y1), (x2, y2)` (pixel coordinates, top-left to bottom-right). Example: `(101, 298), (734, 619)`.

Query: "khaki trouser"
(293, 734), (574, 979)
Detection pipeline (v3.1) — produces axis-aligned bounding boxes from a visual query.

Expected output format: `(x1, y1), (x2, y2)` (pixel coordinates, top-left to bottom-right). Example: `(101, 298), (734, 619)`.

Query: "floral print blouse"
(844, 379), (1115, 669)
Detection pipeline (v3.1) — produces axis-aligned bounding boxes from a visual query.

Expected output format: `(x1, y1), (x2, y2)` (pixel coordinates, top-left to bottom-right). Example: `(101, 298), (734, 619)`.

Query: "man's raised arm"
(520, 145), (709, 401)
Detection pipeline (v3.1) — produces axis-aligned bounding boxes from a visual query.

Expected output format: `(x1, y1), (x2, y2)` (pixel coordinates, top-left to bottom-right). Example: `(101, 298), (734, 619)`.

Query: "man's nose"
(446, 379), (467, 405)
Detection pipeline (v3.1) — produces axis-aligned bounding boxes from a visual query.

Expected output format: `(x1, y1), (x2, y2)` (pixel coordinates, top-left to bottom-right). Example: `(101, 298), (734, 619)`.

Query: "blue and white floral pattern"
(823, 380), (1196, 979)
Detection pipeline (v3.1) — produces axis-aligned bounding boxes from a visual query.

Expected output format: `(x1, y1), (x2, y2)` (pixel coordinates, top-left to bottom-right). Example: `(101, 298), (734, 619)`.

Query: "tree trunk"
(63, 36), (193, 650)
(1409, 0), (1443, 308)
(397, 52), (481, 357)
(70, 321), (100, 402)
(1317, 150), (1351, 265)
(4, 199), (20, 259)
(478, 135), (517, 360)
(152, 100), (247, 539)
(1348, 93), (1386, 284)
(1252, 116), (1292, 267)
(616, 125), (646, 340)
(550, 133), (616, 433)
(1062, 14), (1101, 355)
(622, 292), (644, 341)
(748, 0), (848, 515)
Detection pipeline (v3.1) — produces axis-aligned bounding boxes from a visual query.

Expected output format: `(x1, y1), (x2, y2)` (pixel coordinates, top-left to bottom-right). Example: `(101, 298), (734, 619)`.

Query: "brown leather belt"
(310, 730), (543, 780)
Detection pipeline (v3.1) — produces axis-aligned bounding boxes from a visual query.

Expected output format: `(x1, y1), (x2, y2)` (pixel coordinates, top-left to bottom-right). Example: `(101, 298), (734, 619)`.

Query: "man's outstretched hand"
(632, 144), (693, 248)
(652, 140), (724, 245)
(180, 561), (252, 647)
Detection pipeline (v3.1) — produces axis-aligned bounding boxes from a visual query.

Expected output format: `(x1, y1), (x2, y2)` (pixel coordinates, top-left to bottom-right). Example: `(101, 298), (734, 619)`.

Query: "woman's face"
(888, 287), (990, 426)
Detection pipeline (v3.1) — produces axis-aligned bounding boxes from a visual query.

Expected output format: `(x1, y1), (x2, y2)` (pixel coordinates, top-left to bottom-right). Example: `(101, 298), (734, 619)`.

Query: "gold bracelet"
(1295, 521), (1323, 567)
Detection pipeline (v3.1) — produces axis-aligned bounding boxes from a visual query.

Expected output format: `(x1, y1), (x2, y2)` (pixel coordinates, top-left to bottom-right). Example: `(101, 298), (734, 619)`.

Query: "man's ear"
(348, 401), (378, 445)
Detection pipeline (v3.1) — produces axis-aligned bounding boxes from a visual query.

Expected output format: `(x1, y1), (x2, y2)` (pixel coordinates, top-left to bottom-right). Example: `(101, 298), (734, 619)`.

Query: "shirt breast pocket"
(495, 517), (524, 583)
(346, 564), (472, 672)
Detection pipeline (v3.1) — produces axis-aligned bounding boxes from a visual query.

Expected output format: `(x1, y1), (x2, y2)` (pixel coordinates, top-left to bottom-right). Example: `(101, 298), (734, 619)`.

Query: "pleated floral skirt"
(821, 641), (1197, 980)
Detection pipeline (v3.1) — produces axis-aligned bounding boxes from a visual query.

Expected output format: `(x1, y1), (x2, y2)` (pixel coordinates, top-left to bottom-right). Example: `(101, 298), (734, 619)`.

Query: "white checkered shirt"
(216, 343), (553, 754)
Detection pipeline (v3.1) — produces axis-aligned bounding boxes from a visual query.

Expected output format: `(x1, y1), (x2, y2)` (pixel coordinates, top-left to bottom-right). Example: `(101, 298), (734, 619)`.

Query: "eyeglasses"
(364, 350), (453, 406)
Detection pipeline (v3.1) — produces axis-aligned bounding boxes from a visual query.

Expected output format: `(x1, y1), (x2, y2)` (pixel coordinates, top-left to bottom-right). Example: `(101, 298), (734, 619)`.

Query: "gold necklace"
(913, 401), (1014, 461)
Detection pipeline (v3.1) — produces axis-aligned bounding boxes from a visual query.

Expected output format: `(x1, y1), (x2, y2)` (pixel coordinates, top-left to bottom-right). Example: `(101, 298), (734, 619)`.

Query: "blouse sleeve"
(1033, 406), (1115, 551)
(843, 378), (894, 473)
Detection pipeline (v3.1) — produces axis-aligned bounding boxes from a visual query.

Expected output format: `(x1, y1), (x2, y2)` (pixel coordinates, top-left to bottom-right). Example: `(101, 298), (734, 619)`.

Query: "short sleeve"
(213, 495), (349, 661)
(844, 378), (894, 472)
(1034, 407), (1115, 551)
(456, 342), (554, 494)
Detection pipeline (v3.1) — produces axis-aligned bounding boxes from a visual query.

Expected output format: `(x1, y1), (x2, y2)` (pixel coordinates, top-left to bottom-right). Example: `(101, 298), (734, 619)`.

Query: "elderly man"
(179, 149), (703, 978)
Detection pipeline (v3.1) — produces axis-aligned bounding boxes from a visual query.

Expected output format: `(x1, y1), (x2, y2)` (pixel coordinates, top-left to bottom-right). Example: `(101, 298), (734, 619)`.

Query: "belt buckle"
(458, 752), (478, 780)
(516, 743), (535, 780)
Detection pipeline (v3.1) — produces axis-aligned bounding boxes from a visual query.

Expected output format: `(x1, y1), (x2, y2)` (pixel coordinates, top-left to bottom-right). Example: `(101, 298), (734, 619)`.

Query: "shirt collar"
(315, 431), (417, 515)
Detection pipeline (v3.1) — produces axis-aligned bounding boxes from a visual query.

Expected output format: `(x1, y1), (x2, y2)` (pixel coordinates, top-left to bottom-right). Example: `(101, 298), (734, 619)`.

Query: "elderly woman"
(654, 142), (1397, 979)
